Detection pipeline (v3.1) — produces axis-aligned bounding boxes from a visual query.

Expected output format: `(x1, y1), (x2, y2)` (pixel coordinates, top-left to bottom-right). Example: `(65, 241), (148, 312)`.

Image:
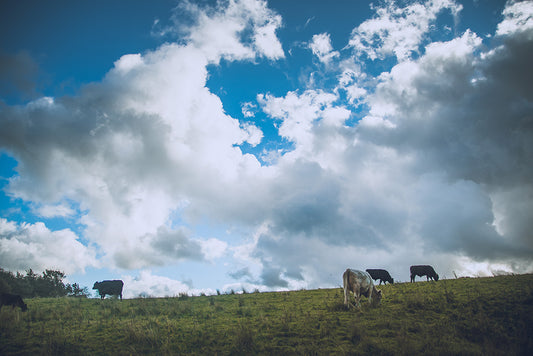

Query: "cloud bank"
(1, 0), (532, 294)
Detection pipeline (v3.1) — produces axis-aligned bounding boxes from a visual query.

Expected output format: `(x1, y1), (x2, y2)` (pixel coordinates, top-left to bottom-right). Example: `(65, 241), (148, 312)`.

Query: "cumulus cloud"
(309, 33), (340, 65)
(0, 218), (96, 274)
(348, 0), (462, 61)
(241, 101), (257, 118)
(1, 0), (532, 293)
(180, 0), (284, 62)
(33, 203), (76, 218)
(200, 237), (228, 261)
(496, 0), (533, 37)
(241, 1), (533, 288)
(258, 89), (350, 160)
(121, 270), (214, 298)
(0, 0), (279, 272)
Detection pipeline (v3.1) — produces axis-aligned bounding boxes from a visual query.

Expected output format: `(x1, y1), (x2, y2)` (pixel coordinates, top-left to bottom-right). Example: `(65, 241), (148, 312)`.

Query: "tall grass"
(1, 274), (532, 355)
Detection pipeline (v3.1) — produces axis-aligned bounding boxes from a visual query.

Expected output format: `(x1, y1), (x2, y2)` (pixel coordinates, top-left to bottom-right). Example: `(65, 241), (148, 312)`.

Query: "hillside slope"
(1, 274), (532, 355)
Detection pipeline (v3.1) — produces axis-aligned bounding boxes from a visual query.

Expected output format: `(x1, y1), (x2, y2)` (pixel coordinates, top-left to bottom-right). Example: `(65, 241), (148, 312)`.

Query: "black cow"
(366, 269), (394, 285)
(93, 280), (124, 300)
(0, 293), (28, 311)
(410, 265), (439, 282)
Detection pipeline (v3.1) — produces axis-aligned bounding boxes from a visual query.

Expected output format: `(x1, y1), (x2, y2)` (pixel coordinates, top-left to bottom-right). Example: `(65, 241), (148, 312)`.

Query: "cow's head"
(20, 302), (28, 312)
(434, 274), (439, 281)
(92, 282), (100, 290)
(391, 278), (394, 284)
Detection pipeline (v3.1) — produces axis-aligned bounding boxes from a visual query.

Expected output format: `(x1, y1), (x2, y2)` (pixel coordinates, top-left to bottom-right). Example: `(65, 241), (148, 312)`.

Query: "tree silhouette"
(0, 268), (90, 298)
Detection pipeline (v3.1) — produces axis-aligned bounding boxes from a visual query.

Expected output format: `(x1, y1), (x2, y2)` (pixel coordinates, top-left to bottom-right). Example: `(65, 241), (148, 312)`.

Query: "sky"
(1, 0), (532, 298)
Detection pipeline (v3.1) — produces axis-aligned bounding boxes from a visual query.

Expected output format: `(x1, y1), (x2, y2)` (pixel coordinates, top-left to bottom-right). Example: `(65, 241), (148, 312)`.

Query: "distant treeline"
(0, 268), (90, 298)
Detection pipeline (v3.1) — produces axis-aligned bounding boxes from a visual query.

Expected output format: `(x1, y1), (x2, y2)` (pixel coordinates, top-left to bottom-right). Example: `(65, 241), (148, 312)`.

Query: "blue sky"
(1, 0), (532, 297)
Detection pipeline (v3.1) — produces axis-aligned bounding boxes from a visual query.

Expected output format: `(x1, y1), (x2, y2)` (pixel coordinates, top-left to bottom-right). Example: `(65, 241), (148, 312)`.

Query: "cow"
(366, 268), (394, 285)
(343, 269), (382, 308)
(93, 280), (124, 300)
(410, 265), (439, 282)
(0, 293), (28, 311)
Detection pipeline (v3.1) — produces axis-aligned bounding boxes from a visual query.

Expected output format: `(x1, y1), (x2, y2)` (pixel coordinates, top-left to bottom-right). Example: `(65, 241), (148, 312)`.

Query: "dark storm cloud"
(259, 265), (289, 288)
(359, 28), (533, 258)
(244, 8), (533, 288)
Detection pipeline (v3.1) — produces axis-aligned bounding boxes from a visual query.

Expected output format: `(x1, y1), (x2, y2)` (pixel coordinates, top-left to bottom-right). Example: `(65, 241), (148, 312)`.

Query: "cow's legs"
(344, 286), (350, 308)
(354, 292), (360, 308)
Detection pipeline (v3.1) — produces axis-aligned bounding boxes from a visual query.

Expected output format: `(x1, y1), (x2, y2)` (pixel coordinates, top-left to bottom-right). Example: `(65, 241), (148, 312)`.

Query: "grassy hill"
(1, 274), (532, 355)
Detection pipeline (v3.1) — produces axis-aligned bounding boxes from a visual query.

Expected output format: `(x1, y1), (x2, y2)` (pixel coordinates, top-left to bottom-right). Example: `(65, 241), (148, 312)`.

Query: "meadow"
(1, 274), (532, 355)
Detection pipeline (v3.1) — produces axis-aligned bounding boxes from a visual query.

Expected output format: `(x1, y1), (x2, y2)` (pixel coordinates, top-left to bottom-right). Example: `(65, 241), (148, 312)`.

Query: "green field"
(1, 274), (532, 355)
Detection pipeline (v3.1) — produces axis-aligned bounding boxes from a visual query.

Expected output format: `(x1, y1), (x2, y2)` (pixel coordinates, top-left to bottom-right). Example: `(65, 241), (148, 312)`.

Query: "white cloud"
(253, 11), (284, 60)
(496, 0), (533, 37)
(113, 53), (143, 74)
(240, 122), (263, 146)
(242, 4), (533, 288)
(0, 218), (96, 274)
(241, 101), (257, 117)
(200, 237), (228, 261)
(258, 90), (343, 153)
(348, 0), (462, 61)
(181, 0), (284, 63)
(121, 270), (213, 298)
(34, 203), (76, 218)
(344, 84), (367, 105)
(335, 61), (367, 105)
(309, 33), (339, 64)
(0, 0), (278, 272)
(0, 0), (532, 294)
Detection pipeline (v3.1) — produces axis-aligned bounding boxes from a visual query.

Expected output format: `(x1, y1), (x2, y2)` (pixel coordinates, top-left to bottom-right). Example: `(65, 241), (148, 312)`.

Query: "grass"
(1, 274), (532, 355)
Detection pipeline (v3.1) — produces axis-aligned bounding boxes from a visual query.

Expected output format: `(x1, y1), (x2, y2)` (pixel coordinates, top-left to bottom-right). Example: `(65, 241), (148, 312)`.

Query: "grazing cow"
(410, 265), (439, 282)
(0, 293), (28, 311)
(366, 269), (394, 285)
(343, 269), (382, 308)
(93, 280), (124, 300)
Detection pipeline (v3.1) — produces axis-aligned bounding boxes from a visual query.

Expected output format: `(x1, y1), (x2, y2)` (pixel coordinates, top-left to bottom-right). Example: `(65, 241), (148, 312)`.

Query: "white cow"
(343, 268), (383, 308)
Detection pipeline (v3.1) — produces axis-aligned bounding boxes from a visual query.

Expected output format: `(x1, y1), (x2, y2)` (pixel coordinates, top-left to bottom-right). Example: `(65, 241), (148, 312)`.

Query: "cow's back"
(94, 280), (124, 299)
(100, 280), (123, 289)
(410, 265), (438, 281)
(411, 265), (435, 275)
(366, 269), (393, 283)
(346, 269), (374, 296)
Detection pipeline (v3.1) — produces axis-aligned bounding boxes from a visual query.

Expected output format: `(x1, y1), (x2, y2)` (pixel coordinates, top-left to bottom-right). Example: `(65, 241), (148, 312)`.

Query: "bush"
(0, 268), (88, 298)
